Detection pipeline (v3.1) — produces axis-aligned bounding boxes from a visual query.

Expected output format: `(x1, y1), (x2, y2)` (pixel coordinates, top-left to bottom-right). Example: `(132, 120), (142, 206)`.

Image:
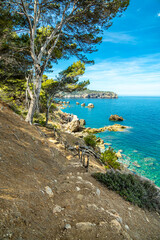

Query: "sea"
(61, 96), (160, 187)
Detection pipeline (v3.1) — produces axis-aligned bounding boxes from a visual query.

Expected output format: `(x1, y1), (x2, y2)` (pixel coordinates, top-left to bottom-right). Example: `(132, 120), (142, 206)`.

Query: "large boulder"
(109, 114), (123, 121)
(81, 103), (85, 107)
(67, 119), (80, 132)
(88, 103), (94, 108)
(80, 119), (86, 126)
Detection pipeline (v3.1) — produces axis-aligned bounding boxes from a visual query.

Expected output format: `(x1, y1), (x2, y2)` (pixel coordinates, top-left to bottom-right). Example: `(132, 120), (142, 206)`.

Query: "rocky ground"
(0, 100), (160, 240)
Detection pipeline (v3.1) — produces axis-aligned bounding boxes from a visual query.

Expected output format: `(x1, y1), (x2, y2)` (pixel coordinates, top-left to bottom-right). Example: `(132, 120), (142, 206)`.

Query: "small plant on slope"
(101, 147), (120, 170)
(84, 134), (97, 148)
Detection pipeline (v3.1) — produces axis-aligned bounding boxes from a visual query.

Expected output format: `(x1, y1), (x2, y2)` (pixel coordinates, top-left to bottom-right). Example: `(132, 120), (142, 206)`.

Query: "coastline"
(58, 103), (160, 189)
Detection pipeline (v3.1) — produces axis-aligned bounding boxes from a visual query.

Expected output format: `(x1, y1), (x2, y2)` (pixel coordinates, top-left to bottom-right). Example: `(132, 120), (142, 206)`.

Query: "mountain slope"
(0, 101), (160, 240)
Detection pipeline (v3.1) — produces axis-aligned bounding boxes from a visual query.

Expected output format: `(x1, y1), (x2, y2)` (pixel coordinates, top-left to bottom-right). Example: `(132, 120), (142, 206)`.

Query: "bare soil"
(0, 100), (160, 240)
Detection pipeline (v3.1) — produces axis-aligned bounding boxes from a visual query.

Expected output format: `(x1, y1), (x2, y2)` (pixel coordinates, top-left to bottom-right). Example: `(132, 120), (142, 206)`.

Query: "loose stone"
(45, 186), (54, 197)
(53, 205), (64, 213)
(64, 224), (71, 230)
(76, 222), (96, 230)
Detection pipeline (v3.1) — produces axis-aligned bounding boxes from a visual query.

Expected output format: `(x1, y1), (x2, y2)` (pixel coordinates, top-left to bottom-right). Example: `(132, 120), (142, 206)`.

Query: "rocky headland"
(57, 90), (118, 99)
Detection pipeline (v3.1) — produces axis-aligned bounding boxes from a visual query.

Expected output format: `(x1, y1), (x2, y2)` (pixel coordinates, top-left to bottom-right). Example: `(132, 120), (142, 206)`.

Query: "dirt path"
(0, 101), (160, 240)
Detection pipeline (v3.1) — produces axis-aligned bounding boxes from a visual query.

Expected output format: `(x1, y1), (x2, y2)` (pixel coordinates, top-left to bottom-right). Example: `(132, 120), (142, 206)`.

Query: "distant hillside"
(58, 90), (118, 99)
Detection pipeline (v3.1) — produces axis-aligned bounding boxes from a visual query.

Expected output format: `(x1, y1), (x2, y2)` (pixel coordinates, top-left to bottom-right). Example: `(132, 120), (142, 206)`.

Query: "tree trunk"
(25, 96), (37, 124)
(45, 105), (50, 125)
(25, 73), (42, 124)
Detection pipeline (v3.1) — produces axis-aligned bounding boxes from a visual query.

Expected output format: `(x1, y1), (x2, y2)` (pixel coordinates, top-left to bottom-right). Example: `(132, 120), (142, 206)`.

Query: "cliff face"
(57, 90), (118, 99)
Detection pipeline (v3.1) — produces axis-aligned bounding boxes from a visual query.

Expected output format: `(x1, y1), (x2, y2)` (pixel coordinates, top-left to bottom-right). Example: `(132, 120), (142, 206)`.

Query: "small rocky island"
(109, 114), (124, 121)
(57, 90), (118, 99)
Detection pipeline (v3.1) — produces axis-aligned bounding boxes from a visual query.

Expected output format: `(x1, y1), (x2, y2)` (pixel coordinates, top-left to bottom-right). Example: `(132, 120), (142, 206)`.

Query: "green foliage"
(84, 134), (97, 148)
(0, 78), (26, 101)
(92, 171), (160, 212)
(8, 102), (22, 115)
(40, 61), (89, 124)
(51, 103), (57, 110)
(0, 2), (30, 81)
(101, 147), (120, 170)
(33, 113), (46, 126)
(61, 60), (85, 78)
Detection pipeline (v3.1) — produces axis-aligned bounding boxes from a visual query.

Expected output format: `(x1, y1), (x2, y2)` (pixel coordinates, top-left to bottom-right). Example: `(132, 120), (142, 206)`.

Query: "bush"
(92, 171), (160, 212)
(84, 134), (97, 148)
(101, 147), (120, 170)
(51, 103), (57, 110)
(33, 113), (46, 126)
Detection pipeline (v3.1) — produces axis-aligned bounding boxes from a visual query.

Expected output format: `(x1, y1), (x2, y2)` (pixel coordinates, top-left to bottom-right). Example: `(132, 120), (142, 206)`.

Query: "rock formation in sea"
(109, 114), (124, 121)
(88, 103), (94, 108)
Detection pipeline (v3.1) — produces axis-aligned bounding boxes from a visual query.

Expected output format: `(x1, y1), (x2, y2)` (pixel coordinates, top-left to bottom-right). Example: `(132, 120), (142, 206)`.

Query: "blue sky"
(49, 0), (160, 96)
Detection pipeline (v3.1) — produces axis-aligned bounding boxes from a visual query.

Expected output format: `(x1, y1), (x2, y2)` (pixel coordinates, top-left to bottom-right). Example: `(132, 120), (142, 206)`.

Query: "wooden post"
(83, 153), (85, 167)
(80, 150), (83, 163)
(86, 155), (90, 172)
(78, 148), (80, 159)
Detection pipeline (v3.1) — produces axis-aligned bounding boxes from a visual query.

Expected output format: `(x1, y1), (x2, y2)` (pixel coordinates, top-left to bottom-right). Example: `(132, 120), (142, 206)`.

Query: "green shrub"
(33, 113), (46, 126)
(101, 147), (120, 170)
(84, 134), (97, 148)
(8, 102), (22, 115)
(92, 171), (160, 212)
(51, 103), (57, 110)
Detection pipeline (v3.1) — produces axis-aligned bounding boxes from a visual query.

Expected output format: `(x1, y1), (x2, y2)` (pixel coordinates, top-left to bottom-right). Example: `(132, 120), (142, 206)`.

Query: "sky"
(49, 0), (160, 96)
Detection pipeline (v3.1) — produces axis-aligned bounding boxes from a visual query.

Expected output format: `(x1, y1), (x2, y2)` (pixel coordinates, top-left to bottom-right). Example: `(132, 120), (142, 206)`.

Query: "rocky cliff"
(57, 90), (118, 99)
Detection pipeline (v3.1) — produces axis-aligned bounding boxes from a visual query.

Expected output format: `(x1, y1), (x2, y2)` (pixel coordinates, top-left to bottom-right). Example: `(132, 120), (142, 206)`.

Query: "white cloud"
(103, 32), (136, 44)
(157, 13), (160, 17)
(81, 54), (160, 96)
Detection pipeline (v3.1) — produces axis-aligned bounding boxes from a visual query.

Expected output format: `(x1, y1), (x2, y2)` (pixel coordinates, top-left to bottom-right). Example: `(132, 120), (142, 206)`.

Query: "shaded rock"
(87, 204), (99, 210)
(125, 225), (130, 231)
(88, 103), (94, 108)
(53, 205), (64, 213)
(99, 221), (108, 227)
(122, 231), (133, 240)
(76, 187), (80, 191)
(74, 132), (85, 138)
(84, 124), (127, 133)
(68, 120), (80, 132)
(77, 176), (83, 181)
(96, 188), (101, 196)
(107, 124), (127, 132)
(77, 194), (83, 200)
(96, 137), (104, 144)
(81, 103), (85, 107)
(110, 219), (122, 233)
(64, 224), (71, 230)
(76, 222), (96, 231)
(80, 119), (86, 126)
(45, 186), (54, 197)
(116, 150), (122, 158)
(76, 102), (80, 105)
(109, 114), (124, 121)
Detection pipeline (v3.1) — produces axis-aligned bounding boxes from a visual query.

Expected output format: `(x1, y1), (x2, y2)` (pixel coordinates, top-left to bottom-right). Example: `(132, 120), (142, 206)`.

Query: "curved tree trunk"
(45, 105), (50, 125)
(25, 74), (42, 124)
(25, 96), (37, 124)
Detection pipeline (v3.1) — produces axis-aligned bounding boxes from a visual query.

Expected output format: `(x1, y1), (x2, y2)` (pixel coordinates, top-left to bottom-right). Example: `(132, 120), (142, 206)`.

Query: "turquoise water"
(61, 97), (160, 187)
